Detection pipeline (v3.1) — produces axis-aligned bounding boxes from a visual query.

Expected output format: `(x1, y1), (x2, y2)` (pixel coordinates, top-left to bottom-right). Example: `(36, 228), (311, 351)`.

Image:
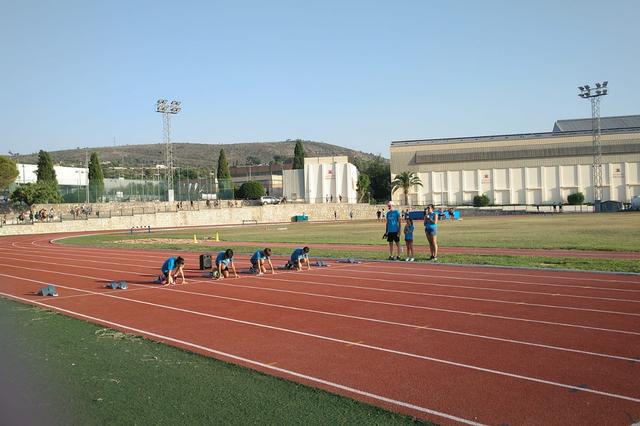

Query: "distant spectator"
(536, 205), (540, 212)
(190, 200), (194, 208)
(325, 195), (329, 203)
(376, 210), (382, 221)
(349, 211), (353, 220)
(2, 214), (6, 225)
(334, 210), (337, 220)
(339, 194), (343, 203)
(330, 195), (334, 203)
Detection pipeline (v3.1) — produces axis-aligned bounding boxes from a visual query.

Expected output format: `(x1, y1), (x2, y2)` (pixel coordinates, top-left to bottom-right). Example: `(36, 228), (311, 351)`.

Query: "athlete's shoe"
(388, 256), (394, 260)
(395, 256), (402, 261)
(410, 258), (415, 262)
(405, 258), (410, 262)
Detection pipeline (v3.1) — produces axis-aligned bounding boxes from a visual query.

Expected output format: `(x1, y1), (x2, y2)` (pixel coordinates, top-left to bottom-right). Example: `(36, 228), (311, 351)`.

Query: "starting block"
(313, 260), (329, 267)
(106, 281), (128, 290)
(37, 285), (58, 297)
(337, 258), (361, 264)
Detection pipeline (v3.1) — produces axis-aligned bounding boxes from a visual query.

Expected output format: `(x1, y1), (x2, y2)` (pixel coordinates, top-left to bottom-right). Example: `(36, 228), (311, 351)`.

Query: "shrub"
(473, 194), (490, 207)
(236, 181), (266, 200)
(567, 192), (585, 205)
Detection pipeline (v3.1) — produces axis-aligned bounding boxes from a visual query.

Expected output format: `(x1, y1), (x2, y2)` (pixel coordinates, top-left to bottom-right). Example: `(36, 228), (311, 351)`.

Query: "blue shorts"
(425, 227), (437, 237)
(404, 237), (413, 242)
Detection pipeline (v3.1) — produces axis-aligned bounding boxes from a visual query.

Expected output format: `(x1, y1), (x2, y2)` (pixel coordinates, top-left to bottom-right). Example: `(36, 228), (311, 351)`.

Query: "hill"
(13, 140), (387, 169)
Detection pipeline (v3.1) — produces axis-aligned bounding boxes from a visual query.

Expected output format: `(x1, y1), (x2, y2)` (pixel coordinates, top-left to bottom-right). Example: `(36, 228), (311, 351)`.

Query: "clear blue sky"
(1, 0), (638, 158)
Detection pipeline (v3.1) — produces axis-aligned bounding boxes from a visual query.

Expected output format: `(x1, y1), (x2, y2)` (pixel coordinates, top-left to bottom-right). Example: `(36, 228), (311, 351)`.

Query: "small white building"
(16, 163), (88, 186)
(283, 156), (358, 203)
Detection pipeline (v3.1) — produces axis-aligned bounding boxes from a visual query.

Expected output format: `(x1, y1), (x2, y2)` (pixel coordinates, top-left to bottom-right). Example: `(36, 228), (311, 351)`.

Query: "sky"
(1, 0), (638, 158)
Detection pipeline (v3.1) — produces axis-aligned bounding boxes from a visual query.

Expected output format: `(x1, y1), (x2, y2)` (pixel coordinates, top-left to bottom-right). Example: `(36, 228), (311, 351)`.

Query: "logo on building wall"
(613, 167), (623, 178)
(481, 174), (491, 184)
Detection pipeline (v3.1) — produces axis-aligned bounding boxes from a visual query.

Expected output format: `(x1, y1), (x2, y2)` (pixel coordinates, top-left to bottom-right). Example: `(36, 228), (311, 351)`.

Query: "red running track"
(0, 232), (639, 425)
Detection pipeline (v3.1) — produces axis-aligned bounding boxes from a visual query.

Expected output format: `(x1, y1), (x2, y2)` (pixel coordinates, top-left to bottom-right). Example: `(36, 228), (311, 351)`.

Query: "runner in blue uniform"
(290, 247), (311, 271)
(212, 249), (238, 280)
(424, 204), (439, 261)
(384, 201), (402, 260)
(160, 256), (186, 285)
(250, 248), (274, 275)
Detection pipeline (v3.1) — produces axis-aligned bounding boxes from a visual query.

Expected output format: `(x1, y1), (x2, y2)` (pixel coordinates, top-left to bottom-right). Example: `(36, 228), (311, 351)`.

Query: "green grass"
(60, 213), (640, 273)
(0, 297), (429, 425)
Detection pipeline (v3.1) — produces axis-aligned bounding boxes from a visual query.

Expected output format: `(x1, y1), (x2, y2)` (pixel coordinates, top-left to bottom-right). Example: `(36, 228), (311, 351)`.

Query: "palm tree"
(391, 171), (423, 206)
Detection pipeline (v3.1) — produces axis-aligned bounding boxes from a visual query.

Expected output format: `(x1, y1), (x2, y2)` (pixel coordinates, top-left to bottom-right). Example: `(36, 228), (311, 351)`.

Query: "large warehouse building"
(390, 115), (640, 206)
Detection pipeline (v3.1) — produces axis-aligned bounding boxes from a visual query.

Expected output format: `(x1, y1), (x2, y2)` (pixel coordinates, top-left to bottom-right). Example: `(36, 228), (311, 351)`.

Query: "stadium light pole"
(578, 81), (608, 212)
(156, 99), (181, 203)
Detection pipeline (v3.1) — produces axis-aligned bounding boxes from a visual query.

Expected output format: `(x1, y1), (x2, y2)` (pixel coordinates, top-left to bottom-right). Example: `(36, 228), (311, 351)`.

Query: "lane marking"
(0, 290), (485, 426)
(2, 273), (640, 404)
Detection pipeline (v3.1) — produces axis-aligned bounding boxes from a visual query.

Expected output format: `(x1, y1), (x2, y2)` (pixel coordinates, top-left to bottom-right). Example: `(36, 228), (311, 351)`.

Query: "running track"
(1, 232), (639, 425)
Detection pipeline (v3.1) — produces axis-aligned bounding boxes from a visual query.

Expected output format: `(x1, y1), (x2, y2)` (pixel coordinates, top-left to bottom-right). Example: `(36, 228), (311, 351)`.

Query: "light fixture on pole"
(578, 81), (608, 212)
(156, 99), (182, 203)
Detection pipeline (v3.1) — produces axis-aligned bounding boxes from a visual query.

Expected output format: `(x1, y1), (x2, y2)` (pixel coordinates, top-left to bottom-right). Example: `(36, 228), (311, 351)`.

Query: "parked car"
(260, 196), (281, 205)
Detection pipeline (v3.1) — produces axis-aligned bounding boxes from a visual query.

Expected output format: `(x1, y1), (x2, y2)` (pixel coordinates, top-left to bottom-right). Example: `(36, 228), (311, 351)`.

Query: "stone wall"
(0, 203), (385, 236)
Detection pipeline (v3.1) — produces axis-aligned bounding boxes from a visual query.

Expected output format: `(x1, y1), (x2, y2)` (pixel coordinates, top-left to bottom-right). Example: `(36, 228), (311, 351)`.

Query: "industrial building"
(283, 156), (358, 203)
(389, 115), (640, 206)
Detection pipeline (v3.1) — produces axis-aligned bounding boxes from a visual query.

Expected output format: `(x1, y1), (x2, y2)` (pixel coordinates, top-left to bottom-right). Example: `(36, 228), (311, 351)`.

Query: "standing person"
(159, 256), (186, 285)
(376, 210), (382, 222)
(404, 217), (415, 261)
(424, 204), (439, 261)
(250, 248), (274, 275)
(349, 211), (354, 220)
(212, 249), (238, 280)
(289, 247), (311, 271)
(384, 201), (401, 260)
(334, 210), (337, 220)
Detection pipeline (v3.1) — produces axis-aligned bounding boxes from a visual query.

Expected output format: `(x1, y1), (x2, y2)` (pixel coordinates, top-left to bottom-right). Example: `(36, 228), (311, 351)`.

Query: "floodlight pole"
(578, 81), (608, 212)
(156, 99), (182, 203)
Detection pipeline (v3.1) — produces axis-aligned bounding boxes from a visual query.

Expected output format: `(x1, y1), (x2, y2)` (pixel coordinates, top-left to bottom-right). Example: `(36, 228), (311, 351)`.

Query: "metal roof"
(391, 115), (640, 147)
(553, 115), (640, 132)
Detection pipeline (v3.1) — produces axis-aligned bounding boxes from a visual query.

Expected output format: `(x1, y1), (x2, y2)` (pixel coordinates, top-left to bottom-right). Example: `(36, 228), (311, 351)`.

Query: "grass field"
(61, 213), (640, 273)
(0, 298), (427, 425)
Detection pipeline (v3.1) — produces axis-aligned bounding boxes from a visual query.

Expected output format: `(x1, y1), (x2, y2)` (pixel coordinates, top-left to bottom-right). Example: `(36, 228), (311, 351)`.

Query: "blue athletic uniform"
(404, 224), (414, 241)
(215, 251), (233, 268)
(162, 257), (176, 275)
(425, 212), (438, 236)
(250, 250), (268, 266)
(386, 210), (401, 233)
(290, 248), (308, 264)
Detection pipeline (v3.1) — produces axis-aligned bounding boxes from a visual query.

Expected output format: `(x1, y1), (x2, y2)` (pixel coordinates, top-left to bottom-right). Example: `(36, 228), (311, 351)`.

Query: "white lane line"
(2, 253), (639, 318)
(0, 291), (485, 426)
(3, 261), (640, 337)
(2, 274), (640, 405)
(23, 237), (640, 287)
(5, 259), (634, 363)
(10, 242), (640, 297)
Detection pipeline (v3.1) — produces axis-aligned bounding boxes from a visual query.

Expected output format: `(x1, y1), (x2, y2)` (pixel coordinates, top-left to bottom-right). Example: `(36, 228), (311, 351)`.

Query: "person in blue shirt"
(250, 248), (274, 275)
(213, 249), (238, 280)
(384, 201), (402, 260)
(403, 217), (415, 262)
(289, 247), (311, 271)
(424, 204), (439, 261)
(159, 256), (186, 285)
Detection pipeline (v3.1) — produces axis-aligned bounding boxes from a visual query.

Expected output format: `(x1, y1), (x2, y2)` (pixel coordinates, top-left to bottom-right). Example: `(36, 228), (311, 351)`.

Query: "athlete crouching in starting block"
(289, 246), (311, 271)
(159, 256), (186, 285)
(213, 249), (238, 280)
(250, 248), (275, 275)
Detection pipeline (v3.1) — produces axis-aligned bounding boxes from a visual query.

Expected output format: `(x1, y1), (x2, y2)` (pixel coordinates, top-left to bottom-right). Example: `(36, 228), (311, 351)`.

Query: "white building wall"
(16, 163), (88, 186)
(303, 161), (358, 204)
(400, 161), (640, 205)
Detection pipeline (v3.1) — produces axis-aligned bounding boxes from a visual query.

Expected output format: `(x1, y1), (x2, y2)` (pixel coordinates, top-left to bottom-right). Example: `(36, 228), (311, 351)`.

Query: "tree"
(88, 152), (104, 202)
(216, 149), (231, 180)
(0, 156), (19, 190)
(246, 155), (261, 166)
(473, 194), (490, 207)
(356, 173), (370, 203)
(352, 156), (391, 202)
(391, 171), (423, 206)
(567, 192), (584, 205)
(11, 182), (62, 206)
(36, 150), (58, 185)
(236, 181), (265, 199)
(292, 140), (305, 169)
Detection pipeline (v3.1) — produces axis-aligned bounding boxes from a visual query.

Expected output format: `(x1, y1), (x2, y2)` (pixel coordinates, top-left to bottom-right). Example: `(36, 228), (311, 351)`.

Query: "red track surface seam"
(0, 232), (639, 425)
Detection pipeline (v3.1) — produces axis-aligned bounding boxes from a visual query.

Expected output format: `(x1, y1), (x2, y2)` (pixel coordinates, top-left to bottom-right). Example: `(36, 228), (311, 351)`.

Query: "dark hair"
(427, 204), (435, 210)
(225, 249), (234, 258)
(303, 246), (310, 253)
(264, 248), (272, 256)
(176, 256), (185, 265)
